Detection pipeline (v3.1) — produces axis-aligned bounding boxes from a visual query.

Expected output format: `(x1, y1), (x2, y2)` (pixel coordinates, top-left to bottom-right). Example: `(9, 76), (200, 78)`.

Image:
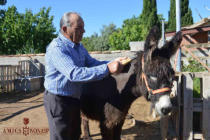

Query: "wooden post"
(160, 116), (169, 139)
(183, 74), (193, 140)
(0, 66), (3, 93)
(202, 76), (210, 139)
(5, 66), (8, 92)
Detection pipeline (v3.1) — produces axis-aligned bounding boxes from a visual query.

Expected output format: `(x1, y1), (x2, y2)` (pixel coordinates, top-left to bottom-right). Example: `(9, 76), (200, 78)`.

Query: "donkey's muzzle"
(161, 106), (172, 115)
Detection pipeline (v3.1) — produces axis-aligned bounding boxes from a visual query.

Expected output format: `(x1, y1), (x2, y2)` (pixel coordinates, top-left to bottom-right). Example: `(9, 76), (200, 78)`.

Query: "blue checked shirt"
(44, 33), (110, 98)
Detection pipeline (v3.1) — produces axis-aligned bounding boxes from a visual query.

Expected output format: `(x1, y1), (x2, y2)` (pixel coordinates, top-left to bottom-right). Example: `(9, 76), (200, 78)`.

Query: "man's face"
(63, 15), (85, 44)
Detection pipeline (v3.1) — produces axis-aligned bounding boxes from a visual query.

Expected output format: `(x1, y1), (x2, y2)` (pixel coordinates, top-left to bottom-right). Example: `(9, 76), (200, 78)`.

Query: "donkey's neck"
(111, 71), (140, 111)
(121, 74), (139, 108)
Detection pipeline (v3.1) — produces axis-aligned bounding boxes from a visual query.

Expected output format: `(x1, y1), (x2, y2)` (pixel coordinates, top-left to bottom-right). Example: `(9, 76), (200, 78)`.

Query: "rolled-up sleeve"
(49, 46), (109, 82)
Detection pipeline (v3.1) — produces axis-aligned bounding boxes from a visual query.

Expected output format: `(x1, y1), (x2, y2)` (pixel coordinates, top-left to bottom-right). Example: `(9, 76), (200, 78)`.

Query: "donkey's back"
(80, 64), (137, 121)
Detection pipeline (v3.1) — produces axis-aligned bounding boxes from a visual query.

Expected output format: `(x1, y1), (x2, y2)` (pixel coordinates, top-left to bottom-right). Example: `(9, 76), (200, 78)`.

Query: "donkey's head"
(136, 26), (182, 116)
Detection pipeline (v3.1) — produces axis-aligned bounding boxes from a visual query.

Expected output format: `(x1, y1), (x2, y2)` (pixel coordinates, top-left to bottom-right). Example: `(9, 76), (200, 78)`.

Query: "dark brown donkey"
(80, 26), (182, 140)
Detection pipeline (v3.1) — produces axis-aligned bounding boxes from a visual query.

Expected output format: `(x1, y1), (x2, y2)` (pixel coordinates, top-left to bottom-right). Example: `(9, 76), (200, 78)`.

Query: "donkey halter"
(141, 55), (171, 95)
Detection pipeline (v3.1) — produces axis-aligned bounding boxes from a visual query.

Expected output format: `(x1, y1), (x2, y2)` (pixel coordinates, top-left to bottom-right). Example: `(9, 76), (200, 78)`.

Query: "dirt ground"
(0, 91), (162, 140)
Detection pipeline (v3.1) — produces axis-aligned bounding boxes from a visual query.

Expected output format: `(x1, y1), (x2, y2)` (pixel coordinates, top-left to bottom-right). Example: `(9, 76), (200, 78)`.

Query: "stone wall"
(0, 51), (137, 66)
(0, 43), (209, 74)
(0, 51), (137, 76)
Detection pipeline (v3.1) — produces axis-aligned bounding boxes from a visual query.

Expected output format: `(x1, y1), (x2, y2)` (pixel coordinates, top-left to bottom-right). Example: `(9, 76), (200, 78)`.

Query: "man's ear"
(62, 26), (67, 33)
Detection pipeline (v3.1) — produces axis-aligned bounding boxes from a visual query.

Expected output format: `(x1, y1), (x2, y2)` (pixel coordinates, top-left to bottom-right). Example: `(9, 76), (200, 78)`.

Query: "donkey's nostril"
(161, 107), (172, 115)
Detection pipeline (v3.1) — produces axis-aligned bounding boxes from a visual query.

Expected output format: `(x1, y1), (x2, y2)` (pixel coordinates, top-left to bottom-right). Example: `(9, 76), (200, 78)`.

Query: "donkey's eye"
(170, 76), (175, 81)
(149, 76), (157, 81)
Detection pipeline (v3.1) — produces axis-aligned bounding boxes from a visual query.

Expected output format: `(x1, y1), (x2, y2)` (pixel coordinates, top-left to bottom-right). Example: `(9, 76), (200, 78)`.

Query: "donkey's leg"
(81, 114), (92, 140)
(99, 121), (114, 140)
(113, 121), (124, 140)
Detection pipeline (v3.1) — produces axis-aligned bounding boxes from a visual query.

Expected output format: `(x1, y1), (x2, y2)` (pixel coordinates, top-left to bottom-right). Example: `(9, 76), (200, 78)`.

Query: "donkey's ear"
(144, 26), (160, 61)
(157, 31), (182, 59)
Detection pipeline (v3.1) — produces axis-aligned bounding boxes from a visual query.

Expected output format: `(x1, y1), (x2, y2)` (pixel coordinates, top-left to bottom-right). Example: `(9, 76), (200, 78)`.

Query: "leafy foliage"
(0, 0), (6, 5)
(182, 58), (206, 98)
(97, 24), (117, 51)
(0, 6), (56, 55)
(140, 0), (160, 37)
(82, 23), (117, 51)
(181, 0), (193, 27)
(83, 0), (161, 51)
(108, 0), (161, 50)
(82, 33), (99, 51)
(82, 0), (162, 51)
(182, 58), (206, 72)
(167, 0), (176, 32)
(109, 16), (144, 50)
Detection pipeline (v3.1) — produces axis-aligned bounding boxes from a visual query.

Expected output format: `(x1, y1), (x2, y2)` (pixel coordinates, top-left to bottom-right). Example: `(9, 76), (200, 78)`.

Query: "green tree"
(0, 9), (5, 50)
(96, 23), (117, 51)
(82, 33), (99, 51)
(0, 6), (21, 54)
(82, 24), (117, 51)
(0, 0), (7, 5)
(182, 58), (206, 97)
(0, 6), (56, 54)
(140, 0), (160, 38)
(109, 16), (144, 50)
(167, 0), (176, 31)
(181, 0), (193, 27)
(109, 0), (162, 50)
(31, 7), (56, 53)
(84, 0), (161, 51)
(82, 36), (94, 51)
(167, 0), (193, 31)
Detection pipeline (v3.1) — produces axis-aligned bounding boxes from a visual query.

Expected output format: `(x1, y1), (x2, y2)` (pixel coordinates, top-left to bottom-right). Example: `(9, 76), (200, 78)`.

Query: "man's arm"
(48, 46), (109, 82)
(82, 46), (109, 67)
(82, 45), (127, 73)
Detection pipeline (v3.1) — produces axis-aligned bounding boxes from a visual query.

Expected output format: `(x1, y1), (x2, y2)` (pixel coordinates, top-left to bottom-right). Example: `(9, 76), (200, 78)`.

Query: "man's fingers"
(114, 57), (132, 65)
(120, 57), (131, 65)
(108, 57), (131, 74)
(115, 57), (128, 62)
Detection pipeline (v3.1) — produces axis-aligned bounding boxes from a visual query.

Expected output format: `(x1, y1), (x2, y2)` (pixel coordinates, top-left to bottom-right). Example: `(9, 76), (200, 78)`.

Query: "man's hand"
(107, 57), (129, 74)
(114, 57), (128, 62)
(107, 61), (122, 74)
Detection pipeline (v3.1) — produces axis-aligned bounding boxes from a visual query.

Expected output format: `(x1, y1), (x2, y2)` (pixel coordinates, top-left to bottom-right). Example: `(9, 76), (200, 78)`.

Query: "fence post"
(202, 76), (210, 139)
(0, 66), (3, 92)
(176, 74), (182, 139)
(183, 74), (193, 140)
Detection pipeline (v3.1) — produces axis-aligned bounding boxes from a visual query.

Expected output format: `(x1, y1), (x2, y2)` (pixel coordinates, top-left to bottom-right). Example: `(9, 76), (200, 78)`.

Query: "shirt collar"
(59, 33), (79, 48)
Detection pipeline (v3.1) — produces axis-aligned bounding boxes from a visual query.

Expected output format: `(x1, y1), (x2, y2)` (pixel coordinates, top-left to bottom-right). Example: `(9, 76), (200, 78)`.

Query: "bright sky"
(1, 0), (210, 37)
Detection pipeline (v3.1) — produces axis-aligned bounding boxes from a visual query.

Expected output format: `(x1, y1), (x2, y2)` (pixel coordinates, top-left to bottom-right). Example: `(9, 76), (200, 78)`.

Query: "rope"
(141, 55), (171, 95)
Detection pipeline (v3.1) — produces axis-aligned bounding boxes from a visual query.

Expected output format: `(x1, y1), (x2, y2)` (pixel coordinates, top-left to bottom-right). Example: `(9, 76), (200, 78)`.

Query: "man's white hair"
(59, 12), (81, 32)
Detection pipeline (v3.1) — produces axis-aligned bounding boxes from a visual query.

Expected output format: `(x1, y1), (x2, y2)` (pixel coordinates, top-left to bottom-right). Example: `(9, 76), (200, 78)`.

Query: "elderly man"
(44, 12), (126, 140)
